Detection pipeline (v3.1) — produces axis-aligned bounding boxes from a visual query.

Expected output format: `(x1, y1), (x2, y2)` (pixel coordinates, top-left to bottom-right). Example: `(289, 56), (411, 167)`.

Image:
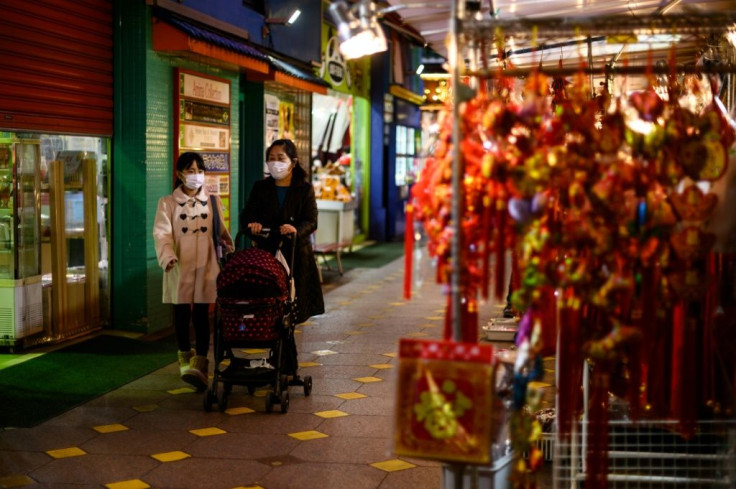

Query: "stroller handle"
(238, 227), (297, 282)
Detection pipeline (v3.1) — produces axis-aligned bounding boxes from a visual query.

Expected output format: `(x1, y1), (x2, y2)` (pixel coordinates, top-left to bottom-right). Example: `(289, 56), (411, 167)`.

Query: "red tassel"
(586, 367), (610, 489)
(494, 202), (507, 301)
(557, 289), (583, 438)
(669, 301), (685, 421)
(462, 295), (479, 343)
(444, 293), (453, 341)
(404, 203), (414, 300)
(481, 195), (492, 299)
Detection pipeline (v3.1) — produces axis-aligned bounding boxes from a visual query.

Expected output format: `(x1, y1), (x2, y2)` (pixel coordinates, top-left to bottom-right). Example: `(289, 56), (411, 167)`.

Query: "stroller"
(203, 230), (313, 413)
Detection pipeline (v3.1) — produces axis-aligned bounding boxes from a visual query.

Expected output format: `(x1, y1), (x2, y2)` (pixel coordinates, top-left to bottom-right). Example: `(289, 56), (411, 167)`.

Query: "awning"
(266, 56), (330, 95)
(153, 15), (269, 75)
(153, 13), (329, 94)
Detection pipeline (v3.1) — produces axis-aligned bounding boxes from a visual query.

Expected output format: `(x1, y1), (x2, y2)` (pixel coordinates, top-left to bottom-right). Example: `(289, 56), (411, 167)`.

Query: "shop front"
(311, 22), (373, 259)
(113, 0), (324, 335)
(0, 1), (113, 349)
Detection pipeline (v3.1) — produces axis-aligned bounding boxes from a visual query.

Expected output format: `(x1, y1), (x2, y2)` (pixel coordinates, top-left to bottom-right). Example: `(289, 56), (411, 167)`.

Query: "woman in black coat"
(240, 139), (324, 325)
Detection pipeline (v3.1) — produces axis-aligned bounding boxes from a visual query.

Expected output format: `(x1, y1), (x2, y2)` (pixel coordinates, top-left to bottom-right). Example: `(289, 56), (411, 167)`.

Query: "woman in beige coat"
(153, 152), (234, 390)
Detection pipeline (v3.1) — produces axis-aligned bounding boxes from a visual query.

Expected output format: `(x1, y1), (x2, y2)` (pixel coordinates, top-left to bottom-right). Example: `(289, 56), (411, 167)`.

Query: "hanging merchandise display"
(407, 10), (736, 489)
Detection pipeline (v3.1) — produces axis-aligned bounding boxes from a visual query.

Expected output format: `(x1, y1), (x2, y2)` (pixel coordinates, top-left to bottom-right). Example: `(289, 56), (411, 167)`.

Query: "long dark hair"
(174, 152), (206, 189)
(266, 139), (307, 185)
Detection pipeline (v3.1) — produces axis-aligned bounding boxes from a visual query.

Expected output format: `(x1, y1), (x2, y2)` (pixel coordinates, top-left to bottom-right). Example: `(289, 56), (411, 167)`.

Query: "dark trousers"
(173, 303), (211, 356)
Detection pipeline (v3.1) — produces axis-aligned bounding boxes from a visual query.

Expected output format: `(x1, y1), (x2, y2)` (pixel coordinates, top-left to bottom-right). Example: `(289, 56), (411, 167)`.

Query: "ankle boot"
(181, 355), (209, 391)
(177, 349), (195, 377)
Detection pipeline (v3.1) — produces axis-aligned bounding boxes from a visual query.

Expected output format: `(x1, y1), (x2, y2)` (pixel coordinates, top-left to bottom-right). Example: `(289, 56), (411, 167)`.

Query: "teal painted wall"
(113, 1), (241, 333)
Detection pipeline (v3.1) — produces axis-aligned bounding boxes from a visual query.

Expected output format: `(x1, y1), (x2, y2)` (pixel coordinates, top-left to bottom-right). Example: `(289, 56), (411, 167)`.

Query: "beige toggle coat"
(153, 186), (234, 304)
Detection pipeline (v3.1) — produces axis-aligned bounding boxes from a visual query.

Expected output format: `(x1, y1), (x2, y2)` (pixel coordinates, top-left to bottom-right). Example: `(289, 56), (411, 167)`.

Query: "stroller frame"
(204, 230), (313, 413)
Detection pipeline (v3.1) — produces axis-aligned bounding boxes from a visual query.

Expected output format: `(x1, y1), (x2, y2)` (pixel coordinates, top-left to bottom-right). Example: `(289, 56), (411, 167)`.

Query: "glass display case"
(0, 135), (43, 348)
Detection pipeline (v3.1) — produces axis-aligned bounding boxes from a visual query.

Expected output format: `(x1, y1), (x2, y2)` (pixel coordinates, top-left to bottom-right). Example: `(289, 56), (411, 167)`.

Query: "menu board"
(175, 69), (232, 227)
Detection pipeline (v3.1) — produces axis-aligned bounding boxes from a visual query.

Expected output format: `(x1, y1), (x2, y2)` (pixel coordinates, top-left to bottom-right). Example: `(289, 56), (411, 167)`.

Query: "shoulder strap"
(210, 195), (221, 240)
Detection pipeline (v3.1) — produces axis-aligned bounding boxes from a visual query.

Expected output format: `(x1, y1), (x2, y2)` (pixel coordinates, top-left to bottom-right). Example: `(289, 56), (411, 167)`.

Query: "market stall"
(402, 5), (736, 489)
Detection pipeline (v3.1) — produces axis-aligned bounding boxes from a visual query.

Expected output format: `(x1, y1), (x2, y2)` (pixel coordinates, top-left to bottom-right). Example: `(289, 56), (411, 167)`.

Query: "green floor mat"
(320, 241), (406, 270)
(0, 334), (176, 428)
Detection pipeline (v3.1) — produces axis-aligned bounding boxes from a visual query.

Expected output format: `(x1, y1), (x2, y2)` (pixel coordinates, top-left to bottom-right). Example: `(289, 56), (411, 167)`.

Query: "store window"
(40, 135), (110, 341)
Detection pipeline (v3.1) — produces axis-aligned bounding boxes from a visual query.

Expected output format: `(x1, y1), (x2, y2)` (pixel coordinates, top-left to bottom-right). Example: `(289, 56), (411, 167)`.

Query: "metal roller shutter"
(0, 0), (113, 135)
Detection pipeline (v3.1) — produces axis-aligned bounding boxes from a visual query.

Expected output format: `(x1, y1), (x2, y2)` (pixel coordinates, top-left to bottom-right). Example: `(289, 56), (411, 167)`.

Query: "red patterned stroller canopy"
(216, 248), (288, 300)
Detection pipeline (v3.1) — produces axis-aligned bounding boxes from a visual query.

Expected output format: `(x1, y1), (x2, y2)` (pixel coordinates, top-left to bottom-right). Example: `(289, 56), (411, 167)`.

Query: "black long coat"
(240, 177), (324, 324)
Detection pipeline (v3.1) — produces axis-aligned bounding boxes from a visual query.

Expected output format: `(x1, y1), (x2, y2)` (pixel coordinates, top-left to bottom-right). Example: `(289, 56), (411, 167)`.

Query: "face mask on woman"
(267, 161), (292, 181)
(183, 173), (205, 190)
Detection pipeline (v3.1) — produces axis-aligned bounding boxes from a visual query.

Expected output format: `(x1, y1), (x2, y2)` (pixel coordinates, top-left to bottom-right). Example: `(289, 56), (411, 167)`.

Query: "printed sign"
(180, 72), (230, 105)
(201, 152), (230, 173)
(180, 124), (230, 151)
(265, 94), (280, 147)
(180, 100), (230, 126)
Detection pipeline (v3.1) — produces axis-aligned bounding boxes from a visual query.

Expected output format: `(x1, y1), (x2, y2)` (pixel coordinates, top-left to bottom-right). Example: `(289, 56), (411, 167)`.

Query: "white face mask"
(267, 161), (292, 181)
(183, 173), (205, 190)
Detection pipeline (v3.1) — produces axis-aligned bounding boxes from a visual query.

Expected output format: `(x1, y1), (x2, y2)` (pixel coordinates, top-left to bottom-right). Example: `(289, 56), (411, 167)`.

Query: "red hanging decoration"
(404, 202), (414, 300)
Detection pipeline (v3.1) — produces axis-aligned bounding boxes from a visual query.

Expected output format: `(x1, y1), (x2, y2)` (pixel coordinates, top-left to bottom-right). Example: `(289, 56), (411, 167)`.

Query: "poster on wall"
(175, 69), (231, 227)
(279, 101), (295, 140)
(265, 94), (280, 148)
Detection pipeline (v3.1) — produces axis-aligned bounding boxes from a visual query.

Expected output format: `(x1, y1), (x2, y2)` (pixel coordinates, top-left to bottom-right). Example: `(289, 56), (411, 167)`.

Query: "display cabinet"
(0, 136), (43, 348)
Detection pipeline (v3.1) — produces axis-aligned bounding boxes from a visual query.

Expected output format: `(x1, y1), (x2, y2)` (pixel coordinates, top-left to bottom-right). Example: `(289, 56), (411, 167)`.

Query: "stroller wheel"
(218, 392), (229, 412)
(280, 391), (290, 413)
(265, 391), (276, 413)
(203, 389), (216, 412)
(303, 376), (313, 397)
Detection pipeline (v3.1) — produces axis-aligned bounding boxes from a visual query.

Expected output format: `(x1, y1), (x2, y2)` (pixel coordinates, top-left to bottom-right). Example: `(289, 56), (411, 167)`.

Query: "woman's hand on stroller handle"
(279, 224), (296, 236)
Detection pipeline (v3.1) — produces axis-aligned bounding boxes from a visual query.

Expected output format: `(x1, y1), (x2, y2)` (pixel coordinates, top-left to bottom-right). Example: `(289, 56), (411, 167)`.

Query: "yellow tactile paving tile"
(314, 410), (349, 418)
(425, 316), (443, 320)
(105, 479), (151, 489)
(46, 447), (86, 459)
(355, 322), (375, 327)
(346, 330), (365, 335)
(370, 459), (417, 472)
(132, 404), (158, 413)
(151, 451), (191, 462)
(382, 352), (397, 358)
(93, 423), (129, 434)
(167, 387), (196, 395)
(288, 430), (329, 441)
(0, 475), (34, 488)
(226, 406), (255, 415)
(232, 486), (264, 489)
(189, 427), (227, 437)
(337, 300), (353, 306)
(353, 376), (383, 383)
(334, 392), (367, 400)
(298, 361), (322, 367)
(311, 349), (337, 356)
(369, 363), (393, 369)
(406, 332), (428, 337)
(390, 302), (406, 306)
(528, 381), (552, 389)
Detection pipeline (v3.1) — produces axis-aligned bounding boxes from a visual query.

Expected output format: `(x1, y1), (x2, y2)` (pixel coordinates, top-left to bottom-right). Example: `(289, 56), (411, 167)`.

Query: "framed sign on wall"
(174, 68), (232, 227)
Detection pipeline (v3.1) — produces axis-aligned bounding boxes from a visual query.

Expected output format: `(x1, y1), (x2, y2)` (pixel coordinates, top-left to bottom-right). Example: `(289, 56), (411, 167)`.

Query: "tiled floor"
(0, 252), (554, 489)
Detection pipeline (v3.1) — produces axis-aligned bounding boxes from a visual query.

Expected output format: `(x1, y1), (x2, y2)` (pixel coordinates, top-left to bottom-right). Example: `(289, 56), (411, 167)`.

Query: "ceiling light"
(328, 1), (444, 60)
(328, 1), (387, 60)
(287, 9), (301, 25)
(416, 64), (425, 75)
(265, 8), (302, 26)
